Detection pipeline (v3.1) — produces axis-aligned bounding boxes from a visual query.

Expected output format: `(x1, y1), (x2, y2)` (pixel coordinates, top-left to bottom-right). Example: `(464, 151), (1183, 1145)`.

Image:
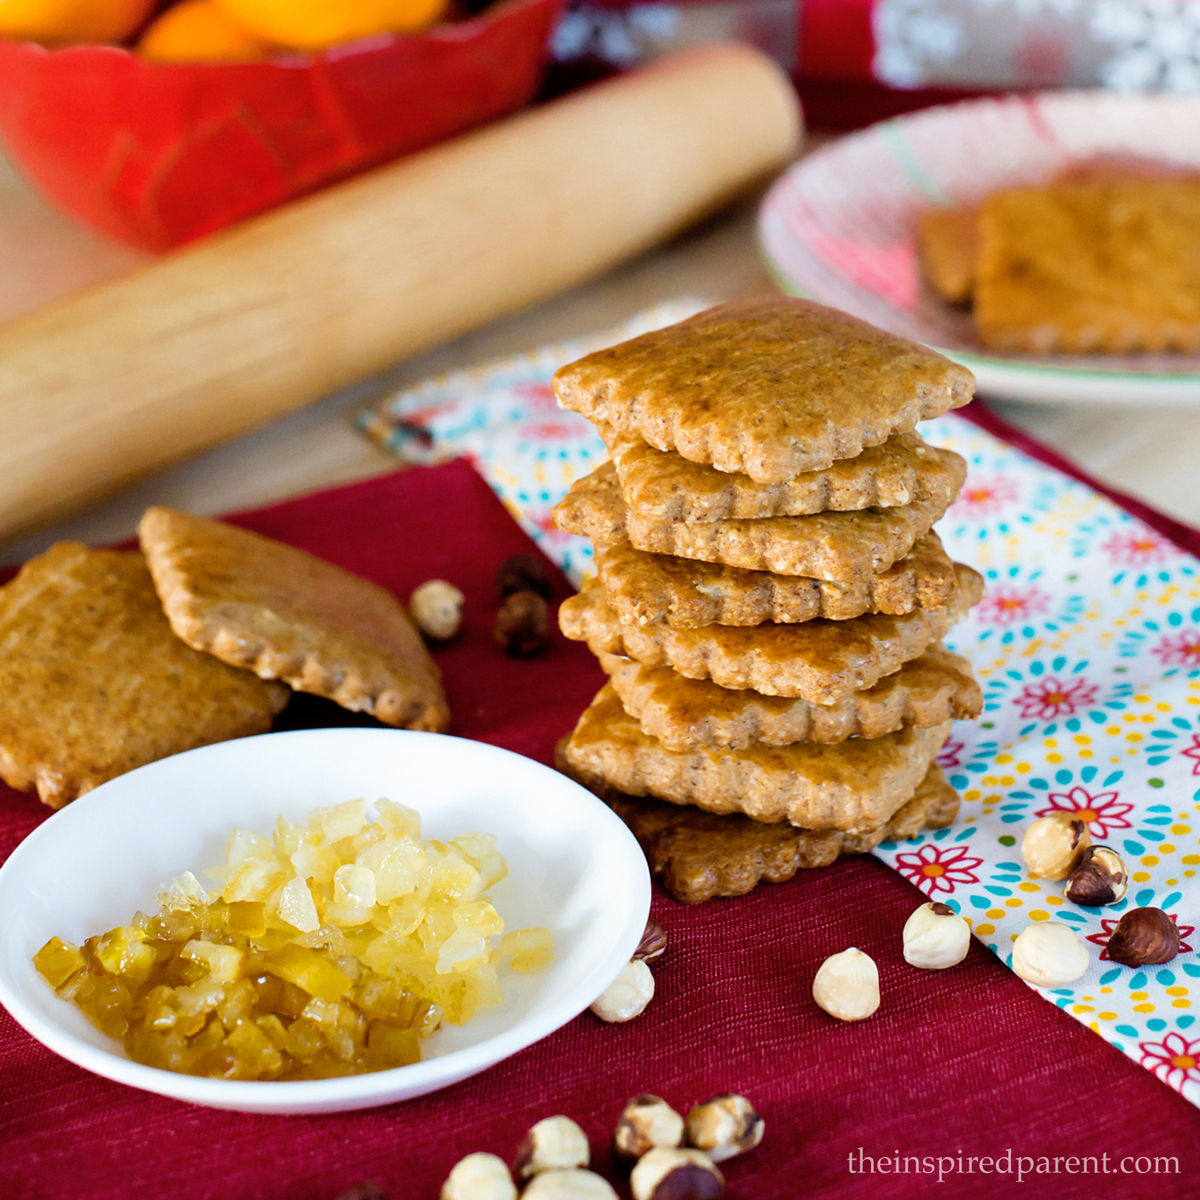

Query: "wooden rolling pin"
(0, 44), (800, 543)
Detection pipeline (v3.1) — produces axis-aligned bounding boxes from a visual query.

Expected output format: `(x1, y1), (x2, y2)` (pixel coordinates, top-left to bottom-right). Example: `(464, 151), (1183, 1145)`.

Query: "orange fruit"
(0, 0), (154, 41)
(139, 0), (269, 61)
(211, 0), (448, 51)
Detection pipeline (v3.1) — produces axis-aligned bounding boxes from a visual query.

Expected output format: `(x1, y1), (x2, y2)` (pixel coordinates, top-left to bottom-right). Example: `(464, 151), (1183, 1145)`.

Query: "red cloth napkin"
(1, 458), (1197, 1200)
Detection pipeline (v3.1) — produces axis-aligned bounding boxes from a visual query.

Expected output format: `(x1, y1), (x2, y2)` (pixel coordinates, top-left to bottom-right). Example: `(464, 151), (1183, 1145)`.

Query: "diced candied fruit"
(374, 798), (421, 839)
(502, 927), (555, 972)
(275, 877), (320, 933)
(450, 834), (509, 892)
(334, 864), (376, 908)
(264, 944), (353, 1003)
(366, 1020), (420, 1067)
(93, 926), (158, 983)
(182, 940), (244, 985)
(157, 871), (208, 911)
(223, 1019), (285, 1080)
(290, 842), (341, 887)
(423, 849), (482, 904)
(226, 901), (267, 937)
(33, 937), (87, 991)
(222, 856), (284, 904)
(308, 799), (366, 844)
(73, 973), (134, 1039)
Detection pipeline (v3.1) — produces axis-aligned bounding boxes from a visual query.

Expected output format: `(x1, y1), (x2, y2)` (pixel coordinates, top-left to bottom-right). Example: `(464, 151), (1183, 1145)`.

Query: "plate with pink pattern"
(758, 90), (1200, 405)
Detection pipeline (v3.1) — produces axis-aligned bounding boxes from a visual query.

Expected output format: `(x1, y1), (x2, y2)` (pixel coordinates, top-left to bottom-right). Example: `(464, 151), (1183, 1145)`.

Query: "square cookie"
(553, 296), (974, 482)
(0, 543), (289, 809)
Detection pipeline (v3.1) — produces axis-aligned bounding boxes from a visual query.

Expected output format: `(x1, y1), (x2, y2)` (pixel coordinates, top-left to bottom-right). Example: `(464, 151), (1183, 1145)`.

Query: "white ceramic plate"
(0, 728), (651, 1114)
(758, 90), (1200, 405)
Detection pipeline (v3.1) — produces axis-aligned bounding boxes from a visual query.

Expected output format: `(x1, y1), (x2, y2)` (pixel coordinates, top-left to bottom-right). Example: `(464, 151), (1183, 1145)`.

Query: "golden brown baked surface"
(601, 643), (981, 751)
(0, 542), (289, 809)
(558, 751), (959, 904)
(560, 683), (951, 831)
(974, 178), (1200, 353)
(560, 567), (982, 705)
(554, 459), (962, 582)
(601, 426), (962, 523)
(553, 296), (974, 482)
(139, 507), (450, 732)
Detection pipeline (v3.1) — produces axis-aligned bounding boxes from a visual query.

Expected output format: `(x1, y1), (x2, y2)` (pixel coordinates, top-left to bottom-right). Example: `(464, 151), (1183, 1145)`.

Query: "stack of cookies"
(551, 297), (985, 903)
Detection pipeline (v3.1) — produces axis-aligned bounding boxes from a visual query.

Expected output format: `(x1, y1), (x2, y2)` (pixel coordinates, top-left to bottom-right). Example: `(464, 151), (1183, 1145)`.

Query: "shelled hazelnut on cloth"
(1021, 812), (1091, 881)
(632, 918), (668, 963)
(515, 1116), (591, 1178)
(1064, 846), (1128, 907)
(812, 947), (880, 1021)
(440, 1152), (518, 1200)
(496, 552), (552, 600)
(630, 1148), (724, 1200)
(902, 901), (970, 970)
(409, 579), (465, 642)
(1106, 907), (1180, 967)
(685, 1094), (763, 1163)
(1011, 922), (1090, 987)
(494, 590), (550, 657)
(613, 1095), (685, 1163)
(522, 1169), (619, 1199)
(590, 959), (655, 1022)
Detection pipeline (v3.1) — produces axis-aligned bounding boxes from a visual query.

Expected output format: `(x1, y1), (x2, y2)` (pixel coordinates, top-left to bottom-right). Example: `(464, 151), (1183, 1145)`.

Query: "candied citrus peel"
(34, 799), (553, 1081)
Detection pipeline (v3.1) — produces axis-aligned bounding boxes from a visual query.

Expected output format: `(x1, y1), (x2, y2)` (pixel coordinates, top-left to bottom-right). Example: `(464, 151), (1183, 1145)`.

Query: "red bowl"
(0, 0), (563, 250)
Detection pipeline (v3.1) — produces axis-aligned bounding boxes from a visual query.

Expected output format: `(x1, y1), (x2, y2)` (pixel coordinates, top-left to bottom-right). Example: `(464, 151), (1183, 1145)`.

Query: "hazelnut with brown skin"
(494, 590), (549, 658)
(630, 1148), (724, 1200)
(496, 553), (551, 600)
(632, 919), (668, 964)
(1064, 846), (1128, 907)
(1021, 813), (1091, 881)
(1106, 907), (1180, 967)
(684, 1094), (763, 1163)
(613, 1095), (685, 1164)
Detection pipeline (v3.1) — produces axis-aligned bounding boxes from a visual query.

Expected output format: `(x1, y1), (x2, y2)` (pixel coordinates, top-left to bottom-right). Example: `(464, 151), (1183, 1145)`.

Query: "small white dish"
(758, 90), (1200, 406)
(0, 728), (651, 1114)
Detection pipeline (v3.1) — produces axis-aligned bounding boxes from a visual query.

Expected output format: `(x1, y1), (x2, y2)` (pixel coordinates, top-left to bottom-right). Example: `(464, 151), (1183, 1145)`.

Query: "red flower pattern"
(1181, 734), (1200, 777)
(1102, 528), (1173, 567)
(1037, 786), (1133, 839)
(1014, 677), (1100, 721)
(893, 844), (984, 897)
(1140, 1033), (1200, 1088)
(975, 585), (1051, 627)
(1087, 913), (1194, 961)
(937, 738), (965, 769)
(1153, 630), (1200, 670)
(951, 475), (1020, 517)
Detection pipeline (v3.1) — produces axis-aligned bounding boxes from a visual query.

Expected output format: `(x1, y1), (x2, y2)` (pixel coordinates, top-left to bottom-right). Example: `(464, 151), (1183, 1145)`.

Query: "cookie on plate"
(139, 507), (450, 732)
(553, 295), (974, 482)
(592, 534), (961, 628)
(600, 426), (964, 523)
(554, 459), (962, 580)
(0, 542), (289, 809)
(600, 643), (981, 750)
(560, 684), (951, 831)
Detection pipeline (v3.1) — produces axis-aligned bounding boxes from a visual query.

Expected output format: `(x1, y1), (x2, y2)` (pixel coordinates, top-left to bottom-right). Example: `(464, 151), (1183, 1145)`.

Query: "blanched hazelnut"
(1106, 907), (1180, 967)
(522, 1169), (618, 1199)
(902, 901), (970, 970)
(440, 1152), (517, 1200)
(812, 947), (879, 1021)
(630, 1148), (724, 1200)
(613, 1095), (684, 1163)
(632, 918), (668, 963)
(1064, 846), (1128, 907)
(515, 1115), (590, 1178)
(410, 579), (465, 641)
(1012, 921), (1090, 987)
(1021, 813), (1091, 881)
(590, 959), (654, 1022)
(684, 1094), (763, 1163)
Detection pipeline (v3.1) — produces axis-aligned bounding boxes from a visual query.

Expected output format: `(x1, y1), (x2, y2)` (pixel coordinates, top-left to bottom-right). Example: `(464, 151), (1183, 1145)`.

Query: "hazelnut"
(522, 1170), (618, 1200)
(613, 1095), (684, 1164)
(336, 1185), (385, 1200)
(494, 590), (550, 658)
(1064, 846), (1128, 907)
(590, 959), (654, 1022)
(496, 552), (551, 600)
(684, 1094), (763, 1163)
(632, 918), (668, 964)
(515, 1116), (590, 1178)
(410, 579), (465, 642)
(440, 1153), (517, 1200)
(812, 947), (879, 1021)
(630, 1148), (724, 1200)
(1021, 813), (1091, 881)
(902, 901), (970, 970)
(1011, 921), (1090, 988)
(1106, 906), (1180, 967)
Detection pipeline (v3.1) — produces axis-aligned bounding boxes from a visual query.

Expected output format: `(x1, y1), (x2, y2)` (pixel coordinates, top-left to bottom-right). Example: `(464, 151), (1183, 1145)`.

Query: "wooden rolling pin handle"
(0, 44), (801, 544)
